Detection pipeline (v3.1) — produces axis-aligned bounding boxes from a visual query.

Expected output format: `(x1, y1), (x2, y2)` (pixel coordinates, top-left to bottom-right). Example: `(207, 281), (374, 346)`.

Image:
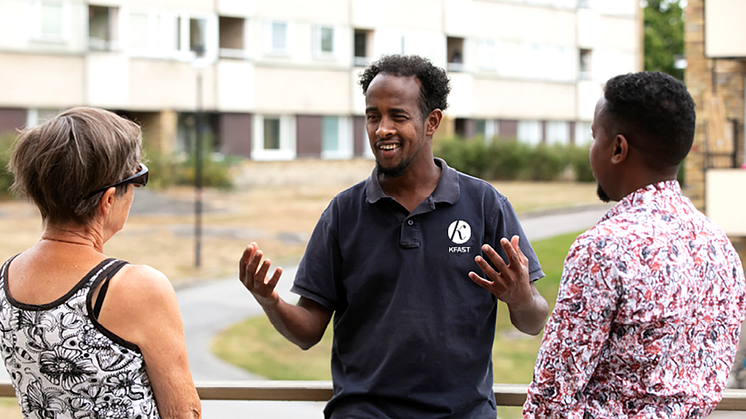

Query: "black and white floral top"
(0, 256), (160, 419)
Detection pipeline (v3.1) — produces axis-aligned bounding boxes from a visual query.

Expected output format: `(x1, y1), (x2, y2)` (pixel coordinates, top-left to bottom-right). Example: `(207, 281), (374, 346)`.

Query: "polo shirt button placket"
(400, 218), (420, 248)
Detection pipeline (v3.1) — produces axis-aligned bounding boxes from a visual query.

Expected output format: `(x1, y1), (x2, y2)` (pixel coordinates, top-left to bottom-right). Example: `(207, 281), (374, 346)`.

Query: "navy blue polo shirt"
(291, 158), (544, 419)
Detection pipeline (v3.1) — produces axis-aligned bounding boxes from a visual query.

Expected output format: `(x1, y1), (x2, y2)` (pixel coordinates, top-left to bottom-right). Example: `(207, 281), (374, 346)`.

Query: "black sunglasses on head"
(84, 163), (149, 199)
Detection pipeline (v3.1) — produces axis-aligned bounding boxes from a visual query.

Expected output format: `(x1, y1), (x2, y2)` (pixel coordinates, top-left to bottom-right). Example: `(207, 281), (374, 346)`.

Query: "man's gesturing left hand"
(469, 235), (548, 335)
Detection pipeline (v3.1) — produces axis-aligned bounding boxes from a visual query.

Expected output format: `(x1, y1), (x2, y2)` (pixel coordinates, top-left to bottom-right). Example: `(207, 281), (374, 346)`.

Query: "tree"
(644, 0), (685, 80)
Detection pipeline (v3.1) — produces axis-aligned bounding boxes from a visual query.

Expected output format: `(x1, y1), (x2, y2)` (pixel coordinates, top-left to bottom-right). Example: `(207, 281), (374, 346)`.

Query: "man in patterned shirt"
(524, 71), (746, 418)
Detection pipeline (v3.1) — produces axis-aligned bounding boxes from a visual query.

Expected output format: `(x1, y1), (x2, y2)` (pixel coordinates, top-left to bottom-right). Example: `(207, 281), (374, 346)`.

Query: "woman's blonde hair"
(8, 107), (142, 225)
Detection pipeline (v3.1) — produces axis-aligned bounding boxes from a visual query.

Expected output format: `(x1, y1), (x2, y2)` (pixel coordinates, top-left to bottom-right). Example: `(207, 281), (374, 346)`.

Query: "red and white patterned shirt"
(524, 180), (746, 418)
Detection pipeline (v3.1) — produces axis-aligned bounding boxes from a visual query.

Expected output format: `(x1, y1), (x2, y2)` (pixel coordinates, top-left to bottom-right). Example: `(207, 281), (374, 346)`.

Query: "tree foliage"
(644, 0), (685, 80)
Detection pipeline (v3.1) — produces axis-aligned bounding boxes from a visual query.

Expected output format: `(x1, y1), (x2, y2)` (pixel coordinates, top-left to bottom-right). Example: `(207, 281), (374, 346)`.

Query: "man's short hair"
(603, 71), (695, 169)
(359, 54), (451, 120)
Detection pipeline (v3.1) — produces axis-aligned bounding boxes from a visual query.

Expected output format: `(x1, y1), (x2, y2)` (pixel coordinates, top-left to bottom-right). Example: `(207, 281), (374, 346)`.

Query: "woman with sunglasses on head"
(2, 107), (201, 419)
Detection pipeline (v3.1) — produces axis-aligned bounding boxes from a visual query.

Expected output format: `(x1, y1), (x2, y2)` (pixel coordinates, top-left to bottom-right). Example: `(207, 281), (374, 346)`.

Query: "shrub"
(434, 137), (594, 182)
(143, 132), (236, 190)
(565, 144), (595, 182)
(522, 144), (566, 181)
(0, 133), (18, 199)
(487, 141), (532, 180)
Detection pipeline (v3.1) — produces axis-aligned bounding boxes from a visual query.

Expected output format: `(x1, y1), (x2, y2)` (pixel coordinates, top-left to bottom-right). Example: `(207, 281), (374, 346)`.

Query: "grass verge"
(211, 230), (580, 385)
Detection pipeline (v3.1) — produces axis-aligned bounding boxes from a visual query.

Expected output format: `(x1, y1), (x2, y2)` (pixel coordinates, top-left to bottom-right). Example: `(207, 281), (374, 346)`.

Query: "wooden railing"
(1, 380), (746, 410)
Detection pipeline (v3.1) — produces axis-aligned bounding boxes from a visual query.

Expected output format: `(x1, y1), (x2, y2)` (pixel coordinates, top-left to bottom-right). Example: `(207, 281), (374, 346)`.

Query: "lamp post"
(193, 45), (206, 268)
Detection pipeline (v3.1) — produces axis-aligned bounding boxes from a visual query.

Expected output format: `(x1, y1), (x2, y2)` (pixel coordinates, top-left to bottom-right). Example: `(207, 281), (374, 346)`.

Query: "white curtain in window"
(517, 120), (542, 146)
(129, 12), (149, 49)
(40, 2), (63, 38)
(545, 121), (570, 145)
(476, 39), (497, 70)
(575, 122), (593, 145)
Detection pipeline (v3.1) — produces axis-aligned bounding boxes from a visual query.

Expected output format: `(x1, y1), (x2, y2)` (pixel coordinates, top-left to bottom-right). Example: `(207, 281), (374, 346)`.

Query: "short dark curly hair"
(359, 54), (450, 120)
(603, 71), (695, 170)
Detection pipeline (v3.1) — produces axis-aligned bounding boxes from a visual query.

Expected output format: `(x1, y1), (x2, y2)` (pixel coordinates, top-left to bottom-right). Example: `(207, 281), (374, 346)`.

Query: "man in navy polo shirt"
(239, 54), (549, 418)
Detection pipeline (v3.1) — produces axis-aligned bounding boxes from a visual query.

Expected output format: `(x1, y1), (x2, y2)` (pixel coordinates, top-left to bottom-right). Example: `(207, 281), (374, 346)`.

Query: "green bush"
(565, 144), (595, 182)
(143, 132), (236, 190)
(434, 136), (594, 182)
(523, 144), (566, 181)
(0, 133), (17, 199)
(488, 141), (533, 180)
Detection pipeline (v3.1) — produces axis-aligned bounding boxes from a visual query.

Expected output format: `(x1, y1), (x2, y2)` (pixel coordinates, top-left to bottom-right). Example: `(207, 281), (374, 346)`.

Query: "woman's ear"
(98, 187), (116, 217)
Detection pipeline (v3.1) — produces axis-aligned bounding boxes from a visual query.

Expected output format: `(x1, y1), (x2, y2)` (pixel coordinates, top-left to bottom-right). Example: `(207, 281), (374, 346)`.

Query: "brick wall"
(685, 0), (746, 261)
(684, 0), (746, 210)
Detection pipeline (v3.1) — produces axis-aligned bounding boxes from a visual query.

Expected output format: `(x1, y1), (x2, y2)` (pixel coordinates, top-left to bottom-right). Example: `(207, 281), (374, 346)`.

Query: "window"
(454, 118), (468, 138)
(171, 13), (217, 61)
(476, 39), (497, 70)
(30, 0), (68, 42)
(263, 20), (288, 54)
(579, 49), (592, 80)
(475, 120), (486, 138)
(88, 5), (119, 51)
(219, 16), (246, 59)
(263, 118), (281, 150)
(475, 119), (498, 144)
(575, 122), (593, 145)
(545, 121), (570, 146)
(354, 29), (371, 66)
(26, 108), (62, 128)
(128, 12), (150, 50)
(447, 37), (464, 72)
(128, 10), (180, 57)
(272, 22), (286, 50)
(252, 115), (296, 160)
(322, 116), (352, 159)
(313, 25), (335, 56)
(189, 18), (207, 54)
(517, 120), (542, 146)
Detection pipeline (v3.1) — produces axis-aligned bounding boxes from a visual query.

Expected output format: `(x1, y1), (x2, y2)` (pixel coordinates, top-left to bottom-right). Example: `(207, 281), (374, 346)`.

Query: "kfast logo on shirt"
(448, 220), (471, 253)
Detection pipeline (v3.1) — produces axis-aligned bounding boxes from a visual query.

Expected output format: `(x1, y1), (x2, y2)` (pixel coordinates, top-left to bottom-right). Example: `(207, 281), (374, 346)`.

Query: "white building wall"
(473, 79), (577, 120)
(253, 67), (351, 115)
(0, 53), (85, 108)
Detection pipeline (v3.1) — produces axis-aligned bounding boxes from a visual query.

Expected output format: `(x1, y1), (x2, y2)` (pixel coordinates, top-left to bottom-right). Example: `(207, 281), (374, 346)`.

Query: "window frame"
(321, 116), (353, 160)
(28, 0), (70, 44)
(88, 5), (120, 51)
(263, 20), (291, 56)
(312, 24), (336, 58)
(252, 114), (297, 161)
(218, 15), (249, 59)
(517, 120), (542, 146)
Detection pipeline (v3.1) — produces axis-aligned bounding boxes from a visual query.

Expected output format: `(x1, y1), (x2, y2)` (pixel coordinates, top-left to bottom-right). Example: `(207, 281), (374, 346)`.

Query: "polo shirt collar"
(365, 158), (460, 205)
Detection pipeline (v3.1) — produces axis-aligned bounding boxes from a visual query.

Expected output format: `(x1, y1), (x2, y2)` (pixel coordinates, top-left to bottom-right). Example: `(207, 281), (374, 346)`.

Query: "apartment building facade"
(0, 0), (641, 160)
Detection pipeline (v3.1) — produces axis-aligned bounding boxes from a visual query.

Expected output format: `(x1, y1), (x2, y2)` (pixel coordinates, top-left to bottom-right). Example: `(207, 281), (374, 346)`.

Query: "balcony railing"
(1, 380), (746, 410)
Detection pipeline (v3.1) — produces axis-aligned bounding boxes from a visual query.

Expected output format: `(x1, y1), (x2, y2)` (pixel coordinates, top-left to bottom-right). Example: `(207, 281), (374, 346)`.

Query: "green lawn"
(211, 230), (579, 383)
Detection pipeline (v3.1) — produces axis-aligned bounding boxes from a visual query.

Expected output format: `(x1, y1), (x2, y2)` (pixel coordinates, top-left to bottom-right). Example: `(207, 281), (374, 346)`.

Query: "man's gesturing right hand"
(239, 242), (283, 306)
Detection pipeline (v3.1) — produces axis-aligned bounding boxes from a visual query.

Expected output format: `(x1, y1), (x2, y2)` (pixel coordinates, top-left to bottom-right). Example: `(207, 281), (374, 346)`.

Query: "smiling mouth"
(378, 143), (400, 151)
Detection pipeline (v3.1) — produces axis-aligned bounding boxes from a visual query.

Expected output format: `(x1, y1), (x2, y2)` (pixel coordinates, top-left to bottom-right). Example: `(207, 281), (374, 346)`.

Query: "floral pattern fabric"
(524, 181), (746, 418)
(0, 258), (160, 419)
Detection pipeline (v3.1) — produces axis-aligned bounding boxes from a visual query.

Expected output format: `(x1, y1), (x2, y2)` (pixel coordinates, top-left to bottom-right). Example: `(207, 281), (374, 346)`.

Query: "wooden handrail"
(0, 380), (745, 410)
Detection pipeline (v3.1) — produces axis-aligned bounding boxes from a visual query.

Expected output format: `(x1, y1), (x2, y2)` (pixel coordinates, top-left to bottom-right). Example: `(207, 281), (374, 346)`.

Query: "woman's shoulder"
(110, 264), (176, 304)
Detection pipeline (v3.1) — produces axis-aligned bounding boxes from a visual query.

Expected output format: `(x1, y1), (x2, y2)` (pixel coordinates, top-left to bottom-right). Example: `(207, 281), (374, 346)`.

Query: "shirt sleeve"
(523, 233), (620, 418)
(290, 204), (342, 310)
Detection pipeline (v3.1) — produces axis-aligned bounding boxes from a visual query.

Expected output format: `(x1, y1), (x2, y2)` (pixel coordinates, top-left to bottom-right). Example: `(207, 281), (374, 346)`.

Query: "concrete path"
(177, 263), (331, 417)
